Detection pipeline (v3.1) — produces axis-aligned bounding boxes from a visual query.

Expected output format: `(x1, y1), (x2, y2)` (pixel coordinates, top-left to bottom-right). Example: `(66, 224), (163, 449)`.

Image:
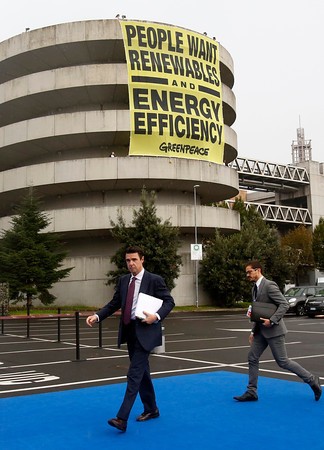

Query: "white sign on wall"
(191, 244), (202, 260)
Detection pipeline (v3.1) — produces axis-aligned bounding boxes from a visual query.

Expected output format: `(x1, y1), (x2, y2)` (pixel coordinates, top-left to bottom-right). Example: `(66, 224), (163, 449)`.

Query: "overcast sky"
(1, 0), (323, 164)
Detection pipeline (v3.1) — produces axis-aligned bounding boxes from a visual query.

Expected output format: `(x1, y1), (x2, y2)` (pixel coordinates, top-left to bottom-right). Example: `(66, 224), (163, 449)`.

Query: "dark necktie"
(253, 284), (258, 301)
(123, 277), (136, 325)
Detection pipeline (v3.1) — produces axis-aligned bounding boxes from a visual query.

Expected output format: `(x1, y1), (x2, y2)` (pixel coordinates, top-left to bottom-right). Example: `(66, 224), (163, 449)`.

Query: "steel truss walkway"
(229, 157), (310, 192)
(225, 200), (312, 225)
(228, 157), (312, 225)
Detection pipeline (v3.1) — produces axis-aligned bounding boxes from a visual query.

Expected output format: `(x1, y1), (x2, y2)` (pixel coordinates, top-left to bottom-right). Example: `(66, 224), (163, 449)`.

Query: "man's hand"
(261, 317), (272, 327)
(141, 311), (158, 324)
(86, 315), (98, 327)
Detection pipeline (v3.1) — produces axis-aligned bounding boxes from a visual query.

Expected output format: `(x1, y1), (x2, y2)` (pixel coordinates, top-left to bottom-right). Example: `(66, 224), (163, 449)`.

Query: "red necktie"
(123, 277), (136, 325)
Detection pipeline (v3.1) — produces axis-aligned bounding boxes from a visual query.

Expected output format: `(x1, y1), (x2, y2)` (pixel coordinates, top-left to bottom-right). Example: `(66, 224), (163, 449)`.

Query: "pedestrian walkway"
(1, 371), (323, 450)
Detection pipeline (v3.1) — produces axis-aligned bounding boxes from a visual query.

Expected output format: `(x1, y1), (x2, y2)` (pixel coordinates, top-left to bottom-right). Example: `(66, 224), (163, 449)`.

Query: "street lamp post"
(193, 184), (200, 307)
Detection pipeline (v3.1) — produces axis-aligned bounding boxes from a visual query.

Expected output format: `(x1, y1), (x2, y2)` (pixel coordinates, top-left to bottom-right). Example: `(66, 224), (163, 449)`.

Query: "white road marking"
(0, 370), (60, 385)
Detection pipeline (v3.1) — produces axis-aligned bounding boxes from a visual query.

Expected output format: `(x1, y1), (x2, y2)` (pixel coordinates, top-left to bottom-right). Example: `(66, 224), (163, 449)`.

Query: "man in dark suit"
(234, 260), (322, 402)
(86, 246), (175, 432)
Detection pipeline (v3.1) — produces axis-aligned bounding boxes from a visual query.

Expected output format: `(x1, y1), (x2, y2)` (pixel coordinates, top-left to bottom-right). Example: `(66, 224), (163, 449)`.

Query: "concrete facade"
(271, 160), (324, 229)
(295, 161), (324, 228)
(246, 159), (324, 285)
(0, 19), (239, 307)
(279, 160), (324, 285)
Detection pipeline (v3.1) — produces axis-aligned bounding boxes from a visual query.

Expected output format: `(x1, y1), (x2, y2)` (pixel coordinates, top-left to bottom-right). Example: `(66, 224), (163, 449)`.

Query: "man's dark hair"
(125, 246), (144, 259)
(246, 260), (263, 272)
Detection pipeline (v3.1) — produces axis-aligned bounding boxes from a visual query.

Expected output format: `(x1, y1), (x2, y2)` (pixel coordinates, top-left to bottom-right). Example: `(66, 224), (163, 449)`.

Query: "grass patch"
(6, 306), (97, 315)
(5, 303), (249, 316)
(174, 303), (249, 312)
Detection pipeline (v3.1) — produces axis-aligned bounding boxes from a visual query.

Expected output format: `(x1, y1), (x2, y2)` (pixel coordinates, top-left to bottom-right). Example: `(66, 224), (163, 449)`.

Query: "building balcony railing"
(225, 200), (312, 225)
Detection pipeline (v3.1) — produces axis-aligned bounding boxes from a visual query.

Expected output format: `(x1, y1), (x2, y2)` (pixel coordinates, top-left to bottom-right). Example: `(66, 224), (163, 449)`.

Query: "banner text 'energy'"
(121, 21), (224, 163)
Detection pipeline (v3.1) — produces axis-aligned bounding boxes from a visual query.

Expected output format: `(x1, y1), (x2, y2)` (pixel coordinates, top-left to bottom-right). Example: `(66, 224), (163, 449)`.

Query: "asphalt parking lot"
(0, 310), (323, 398)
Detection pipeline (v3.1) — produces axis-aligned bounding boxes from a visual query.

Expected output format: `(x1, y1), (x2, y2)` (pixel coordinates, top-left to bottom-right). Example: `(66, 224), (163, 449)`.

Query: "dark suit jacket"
(252, 277), (289, 338)
(97, 270), (175, 352)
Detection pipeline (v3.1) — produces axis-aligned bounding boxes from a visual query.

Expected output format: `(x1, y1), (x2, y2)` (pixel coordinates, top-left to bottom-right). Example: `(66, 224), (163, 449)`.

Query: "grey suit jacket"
(97, 270), (175, 351)
(252, 277), (289, 338)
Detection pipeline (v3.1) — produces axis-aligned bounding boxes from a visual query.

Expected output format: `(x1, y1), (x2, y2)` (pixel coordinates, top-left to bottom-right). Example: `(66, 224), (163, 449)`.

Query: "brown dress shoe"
(136, 409), (160, 422)
(107, 417), (127, 432)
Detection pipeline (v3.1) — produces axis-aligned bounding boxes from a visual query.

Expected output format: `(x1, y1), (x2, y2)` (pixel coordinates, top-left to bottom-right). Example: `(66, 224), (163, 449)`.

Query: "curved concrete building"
(0, 19), (239, 306)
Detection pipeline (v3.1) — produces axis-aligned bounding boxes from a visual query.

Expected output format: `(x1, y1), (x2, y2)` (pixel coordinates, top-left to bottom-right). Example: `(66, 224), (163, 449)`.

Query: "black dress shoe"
(310, 376), (322, 401)
(136, 409), (160, 422)
(233, 392), (258, 402)
(107, 417), (127, 432)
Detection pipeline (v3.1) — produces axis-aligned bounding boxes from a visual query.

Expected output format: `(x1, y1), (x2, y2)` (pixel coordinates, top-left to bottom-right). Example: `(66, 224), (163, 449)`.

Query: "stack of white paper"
(135, 293), (163, 319)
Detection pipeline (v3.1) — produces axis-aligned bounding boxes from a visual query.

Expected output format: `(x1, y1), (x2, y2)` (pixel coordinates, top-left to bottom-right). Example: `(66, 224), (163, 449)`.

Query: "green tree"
(107, 189), (182, 290)
(313, 218), (324, 271)
(200, 202), (290, 306)
(0, 190), (72, 308)
(281, 225), (314, 284)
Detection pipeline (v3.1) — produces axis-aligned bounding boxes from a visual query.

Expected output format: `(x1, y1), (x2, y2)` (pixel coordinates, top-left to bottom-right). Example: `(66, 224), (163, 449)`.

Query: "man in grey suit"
(86, 246), (175, 431)
(234, 260), (322, 402)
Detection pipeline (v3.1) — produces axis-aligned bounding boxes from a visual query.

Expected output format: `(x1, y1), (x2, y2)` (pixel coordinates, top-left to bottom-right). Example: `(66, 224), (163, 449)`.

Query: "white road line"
(0, 340), (58, 345)
(0, 337), (303, 357)
(0, 347), (77, 355)
(216, 328), (251, 332)
(0, 376), (127, 394)
(217, 326), (324, 335)
(0, 332), (181, 341)
(229, 353), (324, 368)
(0, 360), (72, 369)
(165, 341), (302, 355)
(166, 337), (236, 344)
(166, 345), (250, 354)
(228, 364), (324, 381)
(150, 365), (226, 376)
(183, 317), (244, 321)
(153, 353), (225, 365)
(0, 351), (129, 370)
(0, 365), (225, 395)
(287, 329), (324, 334)
(284, 353), (324, 360)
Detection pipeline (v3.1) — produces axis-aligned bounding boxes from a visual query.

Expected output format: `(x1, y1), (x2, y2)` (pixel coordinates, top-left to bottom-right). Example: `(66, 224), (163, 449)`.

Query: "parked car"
(304, 288), (324, 317)
(284, 286), (319, 316)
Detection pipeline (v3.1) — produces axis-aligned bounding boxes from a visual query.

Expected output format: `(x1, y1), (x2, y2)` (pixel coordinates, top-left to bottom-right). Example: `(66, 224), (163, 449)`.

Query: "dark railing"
(0, 308), (103, 361)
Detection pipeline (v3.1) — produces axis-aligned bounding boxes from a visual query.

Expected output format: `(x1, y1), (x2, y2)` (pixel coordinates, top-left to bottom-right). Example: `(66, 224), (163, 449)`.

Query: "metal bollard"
(26, 303), (30, 338)
(1, 318), (3, 335)
(1, 304), (4, 335)
(98, 320), (103, 348)
(75, 311), (80, 360)
(57, 308), (61, 342)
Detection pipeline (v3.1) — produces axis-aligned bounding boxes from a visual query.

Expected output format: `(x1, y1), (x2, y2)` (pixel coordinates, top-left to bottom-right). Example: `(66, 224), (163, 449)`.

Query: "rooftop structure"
(291, 126), (312, 164)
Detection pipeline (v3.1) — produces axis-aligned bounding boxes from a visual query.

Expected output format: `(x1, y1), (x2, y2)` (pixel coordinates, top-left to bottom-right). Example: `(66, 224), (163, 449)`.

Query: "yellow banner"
(120, 21), (224, 163)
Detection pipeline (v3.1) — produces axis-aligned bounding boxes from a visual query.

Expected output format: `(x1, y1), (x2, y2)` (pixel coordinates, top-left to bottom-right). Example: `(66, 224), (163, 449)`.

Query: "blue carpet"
(0, 372), (323, 450)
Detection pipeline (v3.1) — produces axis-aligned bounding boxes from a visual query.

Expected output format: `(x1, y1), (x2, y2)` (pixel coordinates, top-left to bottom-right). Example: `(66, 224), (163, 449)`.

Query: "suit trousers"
(117, 321), (157, 421)
(247, 332), (314, 394)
